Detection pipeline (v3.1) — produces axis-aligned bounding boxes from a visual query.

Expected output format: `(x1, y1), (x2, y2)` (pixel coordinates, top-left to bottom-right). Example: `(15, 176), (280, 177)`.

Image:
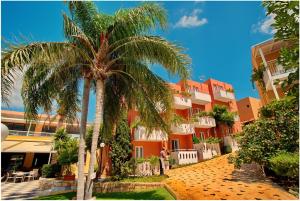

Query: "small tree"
(210, 105), (235, 127)
(110, 116), (132, 180)
(54, 128), (78, 176)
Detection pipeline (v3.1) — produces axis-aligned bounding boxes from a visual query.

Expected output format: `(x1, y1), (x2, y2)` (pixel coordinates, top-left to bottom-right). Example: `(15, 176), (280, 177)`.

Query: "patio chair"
(14, 172), (25, 182)
(5, 172), (15, 183)
(24, 171), (34, 181)
(32, 169), (39, 180)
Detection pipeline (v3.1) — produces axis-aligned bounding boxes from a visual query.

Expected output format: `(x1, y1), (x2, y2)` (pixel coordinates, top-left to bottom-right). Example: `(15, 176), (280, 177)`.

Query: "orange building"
(251, 39), (295, 106)
(237, 97), (261, 126)
(130, 78), (242, 163)
(1, 110), (86, 173)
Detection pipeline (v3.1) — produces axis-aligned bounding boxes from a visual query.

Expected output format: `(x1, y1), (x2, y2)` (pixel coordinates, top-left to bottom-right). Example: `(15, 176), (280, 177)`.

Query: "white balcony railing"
(173, 96), (192, 109)
(263, 60), (296, 91)
(8, 130), (80, 138)
(171, 123), (195, 135)
(213, 89), (235, 102)
(134, 126), (167, 141)
(189, 90), (211, 105)
(193, 116), (216, 128)
(171, 149), (198, 165)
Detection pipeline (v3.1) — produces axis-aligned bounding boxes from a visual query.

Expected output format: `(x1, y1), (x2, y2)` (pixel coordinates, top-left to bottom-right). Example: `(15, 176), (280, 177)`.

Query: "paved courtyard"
(164, 155), (296, 200)
(1, 180), (39, 200)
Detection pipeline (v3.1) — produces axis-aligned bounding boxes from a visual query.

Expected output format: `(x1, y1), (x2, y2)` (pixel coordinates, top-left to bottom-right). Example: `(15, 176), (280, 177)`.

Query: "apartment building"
(251, 39), (296, 106)
(237, 97), (261, 126)
(1, 110), (82, 172)
(130, 78), (242, 164)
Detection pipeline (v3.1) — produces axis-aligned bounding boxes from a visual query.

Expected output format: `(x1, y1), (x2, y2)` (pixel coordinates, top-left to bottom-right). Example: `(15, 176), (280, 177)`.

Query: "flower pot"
(63, 174), (75, 181)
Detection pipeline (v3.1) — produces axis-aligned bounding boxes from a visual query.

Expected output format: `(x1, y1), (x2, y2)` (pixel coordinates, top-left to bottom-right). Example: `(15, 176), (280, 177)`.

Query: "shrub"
(192, 136), (200, 144)
(41, 164), (61, 178)
(205, 137), (221, 144)
(224, 146), (232, 154)
(230, 97), (299, 169)
(269, 152), (299, 179)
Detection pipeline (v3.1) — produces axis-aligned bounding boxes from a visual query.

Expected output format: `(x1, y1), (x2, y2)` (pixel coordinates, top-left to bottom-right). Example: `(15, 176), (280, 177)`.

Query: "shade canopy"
(2, 140), (54, 153)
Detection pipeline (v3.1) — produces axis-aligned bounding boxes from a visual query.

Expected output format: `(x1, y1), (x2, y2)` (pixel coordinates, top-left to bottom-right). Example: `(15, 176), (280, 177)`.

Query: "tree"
(54, 128), (79, 176)
(110, 115), (132, 180)
(262, 1), (299, 97)
(2, 2), (190, 199)
(230, 97), (299, 173)
(210, 105), (235, 127)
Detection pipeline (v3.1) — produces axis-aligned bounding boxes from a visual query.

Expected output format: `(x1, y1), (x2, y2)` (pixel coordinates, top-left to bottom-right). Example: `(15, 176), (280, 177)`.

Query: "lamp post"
(99, 142), (105, 179)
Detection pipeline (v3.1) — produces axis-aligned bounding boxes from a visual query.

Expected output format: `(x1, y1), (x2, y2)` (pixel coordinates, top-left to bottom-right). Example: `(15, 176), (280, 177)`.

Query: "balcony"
(173, 96), (192, 109)
(170, 149), (198, 165)
(193, 116), (216, 128)
(189, 90), (211, 105)
(213, 89), (235, 102)
(134, 126), (167, 141)
(171, 123), (195, 135)
(263, 60), (296, 91)
(8, 130), (80, 138)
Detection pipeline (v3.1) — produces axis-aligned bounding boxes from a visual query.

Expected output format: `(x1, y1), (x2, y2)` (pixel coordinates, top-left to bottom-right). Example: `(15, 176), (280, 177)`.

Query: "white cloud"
(2, 71), (24, 109)
(175, 9), (208, 28)
(252, 14), (276, 35)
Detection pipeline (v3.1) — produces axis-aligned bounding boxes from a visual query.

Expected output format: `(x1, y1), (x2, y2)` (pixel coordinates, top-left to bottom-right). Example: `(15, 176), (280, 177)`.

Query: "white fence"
(135, 161), (169, 176)
(193, 143), (221, 161)
(170, 150), (198, 165)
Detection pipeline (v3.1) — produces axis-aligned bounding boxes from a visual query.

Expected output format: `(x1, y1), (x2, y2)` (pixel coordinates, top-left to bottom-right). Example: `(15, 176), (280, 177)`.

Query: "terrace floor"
(1, 180), (39, 200)
(164, 154), (296, 200)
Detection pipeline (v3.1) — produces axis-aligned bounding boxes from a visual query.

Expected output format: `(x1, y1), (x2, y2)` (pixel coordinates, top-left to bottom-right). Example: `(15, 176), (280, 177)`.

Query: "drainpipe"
(258, 48), (279, 100)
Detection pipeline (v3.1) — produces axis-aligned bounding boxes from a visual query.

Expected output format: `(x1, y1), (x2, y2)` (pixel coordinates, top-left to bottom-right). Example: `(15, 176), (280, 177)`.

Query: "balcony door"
(171, 139), (179, 151)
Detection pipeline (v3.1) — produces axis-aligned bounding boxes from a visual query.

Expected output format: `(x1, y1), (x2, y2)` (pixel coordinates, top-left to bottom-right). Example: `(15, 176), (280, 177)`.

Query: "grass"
(34, 188), (175, 200)
(119, 175), (168, 183)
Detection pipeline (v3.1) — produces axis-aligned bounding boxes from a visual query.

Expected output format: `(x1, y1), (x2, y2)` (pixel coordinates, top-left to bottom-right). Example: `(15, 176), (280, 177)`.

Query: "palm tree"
(2, 2), (190, 199)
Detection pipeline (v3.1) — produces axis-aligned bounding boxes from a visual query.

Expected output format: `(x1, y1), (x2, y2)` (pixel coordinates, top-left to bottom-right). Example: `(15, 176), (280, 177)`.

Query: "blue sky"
(1, 1), (274, 122)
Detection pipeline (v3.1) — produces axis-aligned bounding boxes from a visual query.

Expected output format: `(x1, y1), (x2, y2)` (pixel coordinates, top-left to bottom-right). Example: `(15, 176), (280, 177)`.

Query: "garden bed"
(119, 175), (168, 183)
(34, 188), (175, 200)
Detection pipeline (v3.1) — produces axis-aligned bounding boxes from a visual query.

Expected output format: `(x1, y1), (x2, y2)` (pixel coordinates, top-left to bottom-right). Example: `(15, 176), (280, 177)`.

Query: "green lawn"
(35, 188), (175, 200)
(119, 175), (168, 183)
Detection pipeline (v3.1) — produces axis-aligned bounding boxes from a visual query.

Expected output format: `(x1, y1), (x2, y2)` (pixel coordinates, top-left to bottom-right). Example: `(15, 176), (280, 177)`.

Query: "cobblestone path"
(164, 155), (296, 200)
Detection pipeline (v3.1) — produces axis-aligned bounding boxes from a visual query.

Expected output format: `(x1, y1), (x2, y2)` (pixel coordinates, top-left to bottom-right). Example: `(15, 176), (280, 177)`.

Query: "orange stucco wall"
(132, 141), (164, 158)
(237, 97), (261, 124)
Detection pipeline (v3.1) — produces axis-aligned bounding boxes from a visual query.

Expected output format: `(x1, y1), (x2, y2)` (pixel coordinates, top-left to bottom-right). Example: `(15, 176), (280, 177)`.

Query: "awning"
(1, 140), (54, 153)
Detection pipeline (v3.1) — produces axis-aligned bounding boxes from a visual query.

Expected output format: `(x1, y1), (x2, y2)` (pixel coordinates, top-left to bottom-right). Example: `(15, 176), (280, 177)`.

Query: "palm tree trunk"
(77, 78), (91, 200)
(57, 115), (65, 130)
(84, 79), (105, 200)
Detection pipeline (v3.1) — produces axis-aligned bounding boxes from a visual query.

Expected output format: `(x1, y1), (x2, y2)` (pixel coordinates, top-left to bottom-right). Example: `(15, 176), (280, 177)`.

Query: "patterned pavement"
(1, 180), (39, 200)
(164, 155), (296, 200)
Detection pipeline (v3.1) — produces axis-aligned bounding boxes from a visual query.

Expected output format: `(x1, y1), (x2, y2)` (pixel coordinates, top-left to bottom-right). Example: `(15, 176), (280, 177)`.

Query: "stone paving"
(164, 155), (297, 200)
(1, 180), (39, 200)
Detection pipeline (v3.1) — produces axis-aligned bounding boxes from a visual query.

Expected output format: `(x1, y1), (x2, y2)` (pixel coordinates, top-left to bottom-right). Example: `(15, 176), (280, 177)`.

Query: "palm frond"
(109, 36), (191, 80)
(110, 3), (167, 41)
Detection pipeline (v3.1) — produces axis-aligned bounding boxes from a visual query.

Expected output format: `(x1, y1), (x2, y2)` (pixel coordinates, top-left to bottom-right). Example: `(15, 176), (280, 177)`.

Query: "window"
(135, 146), (144, 158)
(246, 104), (250, 108)
(171, 140), (179, 151)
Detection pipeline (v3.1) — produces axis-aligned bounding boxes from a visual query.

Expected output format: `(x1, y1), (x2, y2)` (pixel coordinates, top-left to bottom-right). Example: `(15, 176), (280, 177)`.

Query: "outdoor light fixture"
(1, 123), (9, 142)
(99, 142), (105, 179)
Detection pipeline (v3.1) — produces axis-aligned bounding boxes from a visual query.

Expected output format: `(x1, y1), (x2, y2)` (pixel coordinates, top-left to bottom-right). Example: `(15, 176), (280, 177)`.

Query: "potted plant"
(54, 128), (78, 181)
(168, 157), (176, 169)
